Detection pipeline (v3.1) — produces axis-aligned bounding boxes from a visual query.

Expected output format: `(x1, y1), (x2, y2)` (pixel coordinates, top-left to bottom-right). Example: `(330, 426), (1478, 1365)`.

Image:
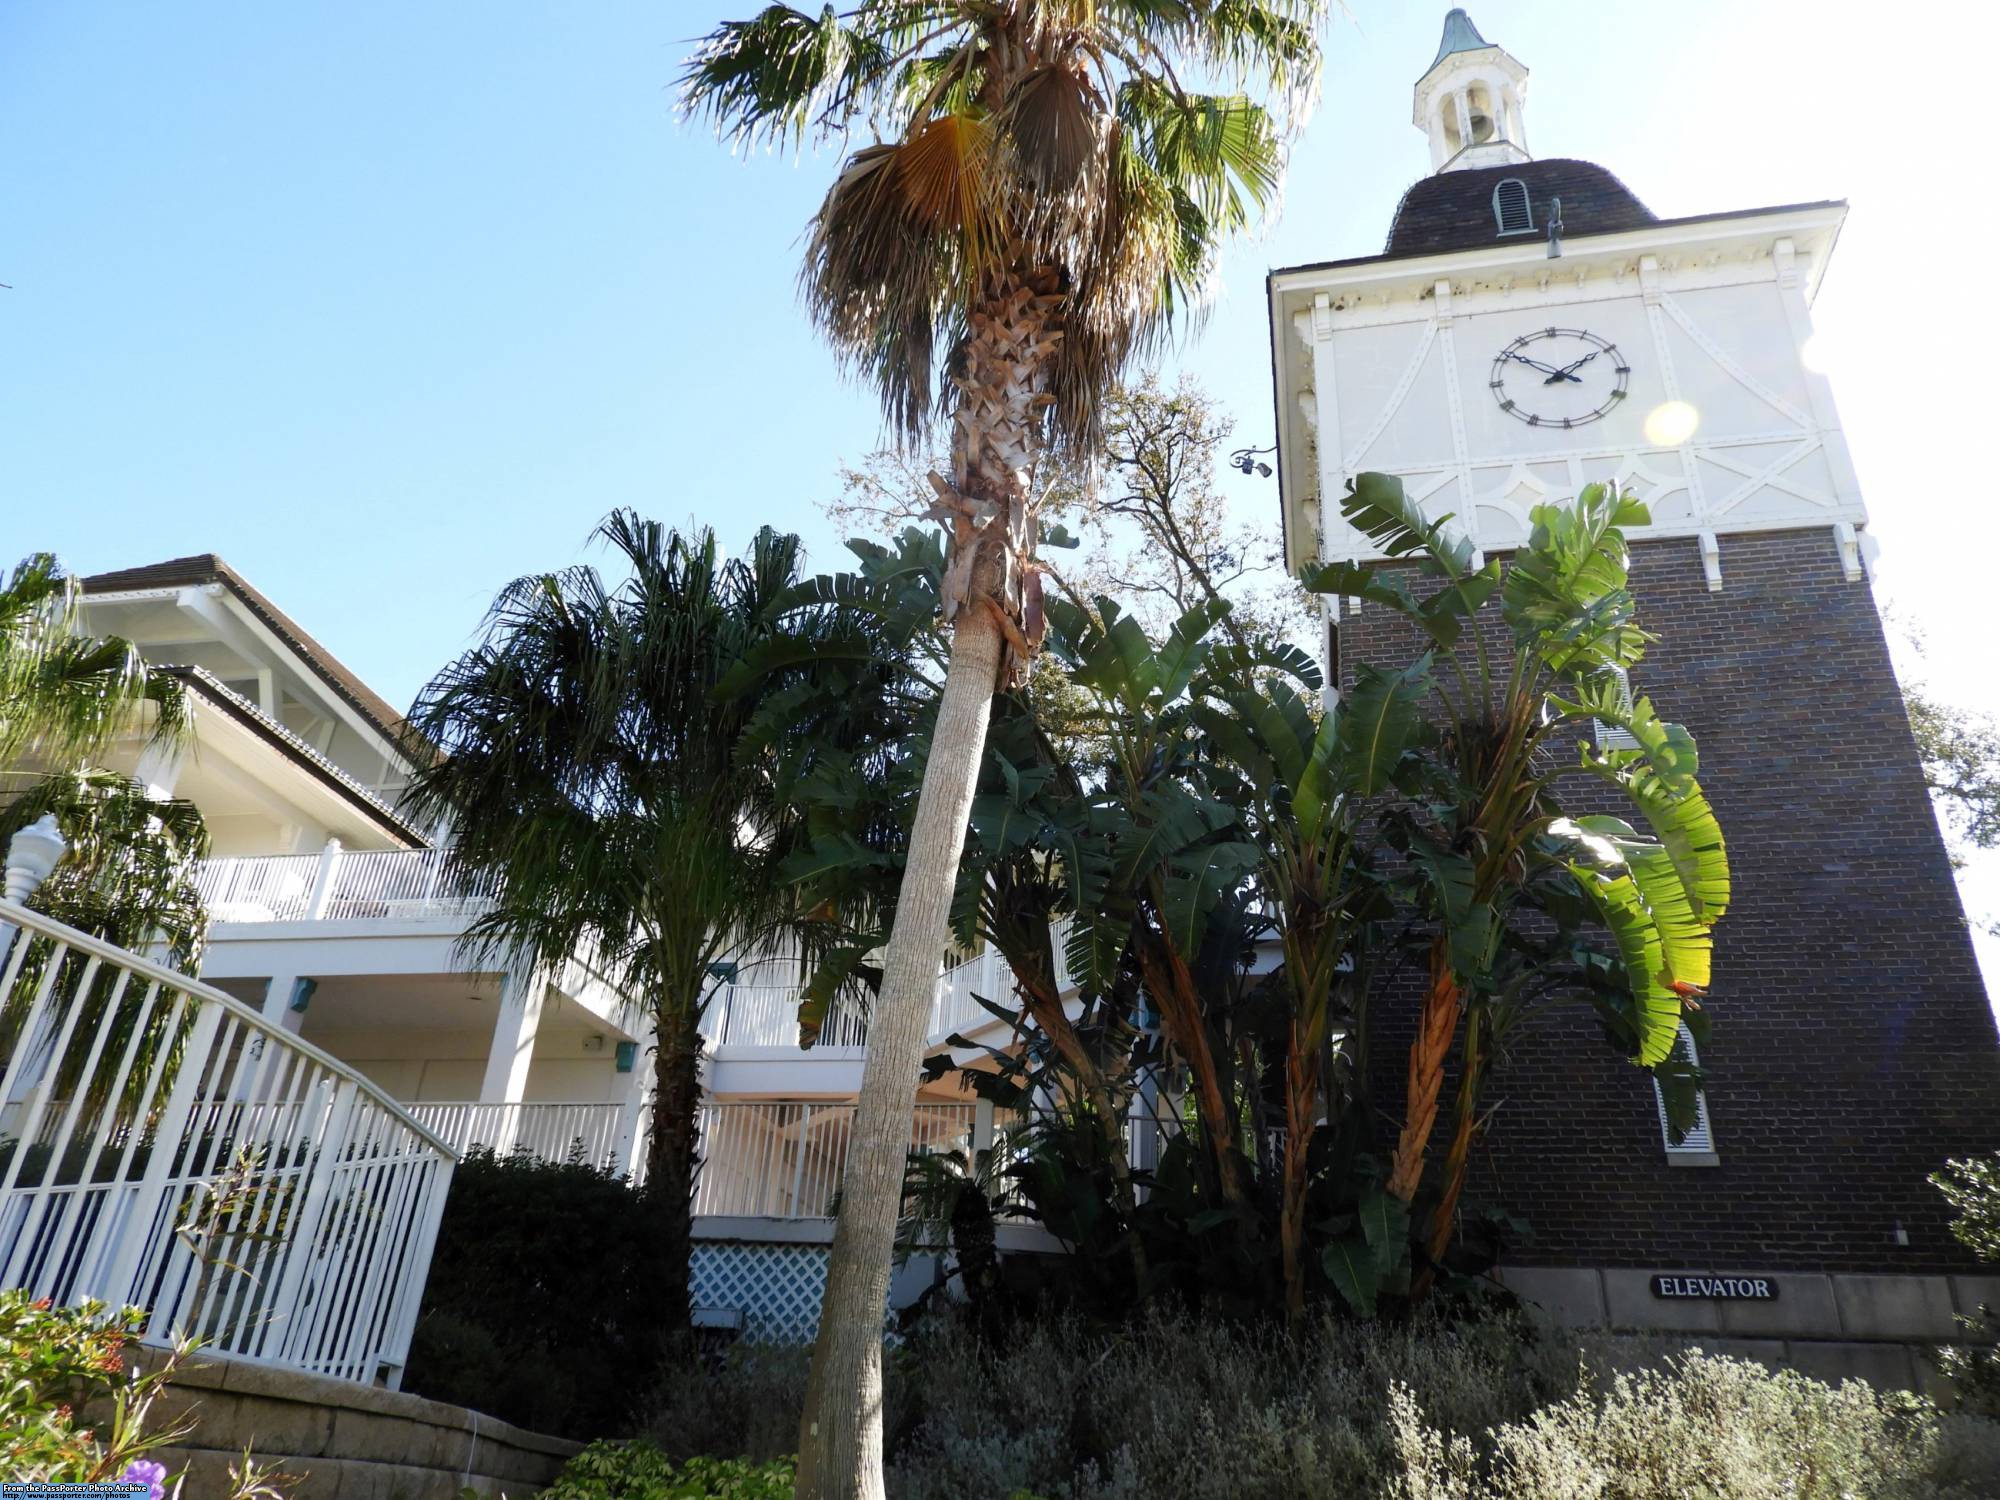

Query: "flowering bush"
(0, 1289), (295, 1497)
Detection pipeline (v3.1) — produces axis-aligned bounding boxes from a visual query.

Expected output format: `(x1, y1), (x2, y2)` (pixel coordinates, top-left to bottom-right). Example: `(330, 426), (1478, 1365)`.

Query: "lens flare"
(1643, 400), (1700, 447)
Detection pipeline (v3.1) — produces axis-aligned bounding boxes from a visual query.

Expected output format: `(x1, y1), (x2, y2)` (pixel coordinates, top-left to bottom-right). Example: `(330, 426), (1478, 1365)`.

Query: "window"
(1592, 665), (1642, 751)
(1652, 1022), (1718, 1166)
(1493, 178), (1534, 236)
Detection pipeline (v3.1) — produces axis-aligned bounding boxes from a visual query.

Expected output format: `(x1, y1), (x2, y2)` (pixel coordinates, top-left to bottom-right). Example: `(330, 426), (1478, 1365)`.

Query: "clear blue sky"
(7, 3), (1997, 975)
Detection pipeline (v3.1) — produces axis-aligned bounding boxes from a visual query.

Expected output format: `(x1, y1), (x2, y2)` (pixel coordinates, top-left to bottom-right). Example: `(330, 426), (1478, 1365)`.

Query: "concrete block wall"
(1498, 1265), (2000, 1391)
(145, 1352), (579, 1499)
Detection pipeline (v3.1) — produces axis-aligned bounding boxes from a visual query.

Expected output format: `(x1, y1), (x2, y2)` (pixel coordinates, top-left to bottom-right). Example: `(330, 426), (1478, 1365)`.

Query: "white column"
(477, 962), (545, 1150)
(229, 971), (307, 1101)
(131, 741), (185, 799)
(304, 837), (344, 919)
(611, 1015), (656, 1180)
(972, 1096), (995, 1156)
(259, 972), (308, 1033)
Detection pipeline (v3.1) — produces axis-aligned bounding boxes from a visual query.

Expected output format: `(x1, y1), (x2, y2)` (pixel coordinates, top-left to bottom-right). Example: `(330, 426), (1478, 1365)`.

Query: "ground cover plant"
(635, 1311), (2000, 1499)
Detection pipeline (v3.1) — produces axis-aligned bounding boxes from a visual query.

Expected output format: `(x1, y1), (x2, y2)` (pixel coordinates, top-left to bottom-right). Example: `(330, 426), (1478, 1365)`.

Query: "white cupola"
(1414, 10), (1531, 174)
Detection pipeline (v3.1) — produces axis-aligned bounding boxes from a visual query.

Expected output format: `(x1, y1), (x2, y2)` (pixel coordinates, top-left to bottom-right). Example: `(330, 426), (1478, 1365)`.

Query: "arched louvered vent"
(1493, 177), (1535, 236)
(1653, 1022), (1719, 1166)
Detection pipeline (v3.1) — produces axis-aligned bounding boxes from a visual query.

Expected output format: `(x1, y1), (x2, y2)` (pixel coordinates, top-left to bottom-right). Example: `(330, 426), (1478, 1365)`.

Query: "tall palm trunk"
(1134, 928), (1251, 1207)
(1386, 938), (1459, 1206)
(646, 1011), (704, 1364)
(1280, 1022), (1321, 1327)
(1413, 1007), (1485, 1299)
(797, 275), (1056, 1500)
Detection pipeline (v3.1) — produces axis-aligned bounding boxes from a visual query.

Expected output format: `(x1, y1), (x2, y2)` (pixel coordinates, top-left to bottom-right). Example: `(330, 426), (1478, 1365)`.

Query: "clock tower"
(1266, 12), (2000, 1366)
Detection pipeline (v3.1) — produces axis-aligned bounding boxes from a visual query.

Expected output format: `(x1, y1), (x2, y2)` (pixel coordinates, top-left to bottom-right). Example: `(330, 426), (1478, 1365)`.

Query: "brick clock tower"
(1267, 12), (2000, 1367)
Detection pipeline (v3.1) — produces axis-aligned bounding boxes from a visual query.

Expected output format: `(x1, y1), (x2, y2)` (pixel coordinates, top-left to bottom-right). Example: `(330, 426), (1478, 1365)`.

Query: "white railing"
(701, 929), (1078, 1055)
(194, 846), (496, 925)
(701, 982), (871, 1050)
(406, 1100), (638, 1175)
(0, 899), (456, 1388)
(692, 1100), (976, 1218)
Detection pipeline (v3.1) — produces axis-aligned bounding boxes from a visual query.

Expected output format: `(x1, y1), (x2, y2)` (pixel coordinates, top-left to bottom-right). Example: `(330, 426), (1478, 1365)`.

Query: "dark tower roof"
(1383, 157), (1656, 258)
(1428, 8), (1492, 72)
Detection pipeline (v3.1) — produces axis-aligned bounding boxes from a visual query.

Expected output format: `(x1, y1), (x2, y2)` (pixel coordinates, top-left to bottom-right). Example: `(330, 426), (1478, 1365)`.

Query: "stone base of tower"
(1338, 525), (2000, 1280)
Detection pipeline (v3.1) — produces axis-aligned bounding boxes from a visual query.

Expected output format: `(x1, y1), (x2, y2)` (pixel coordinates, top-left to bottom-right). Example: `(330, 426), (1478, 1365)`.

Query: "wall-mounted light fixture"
(1228, 443), (1277, 479)
(615, 1041), (639, 1074)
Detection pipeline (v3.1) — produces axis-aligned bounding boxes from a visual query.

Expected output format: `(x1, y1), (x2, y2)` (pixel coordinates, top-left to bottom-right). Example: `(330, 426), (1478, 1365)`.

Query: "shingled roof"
(81, 554), (409, 750)
(1383, 157), (1656, 258)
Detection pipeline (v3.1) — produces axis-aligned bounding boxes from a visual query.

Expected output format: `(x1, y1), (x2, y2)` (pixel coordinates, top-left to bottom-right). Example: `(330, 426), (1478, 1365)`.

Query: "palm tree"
(682, 8), (1330, 1490)
(401, 514), (814, 1364)
(2, 552), (189, 789)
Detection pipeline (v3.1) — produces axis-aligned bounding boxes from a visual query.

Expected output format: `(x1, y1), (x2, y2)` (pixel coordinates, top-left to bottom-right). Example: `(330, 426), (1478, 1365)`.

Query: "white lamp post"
(4, 815), (69, 904)
(1, 813), (69, 967)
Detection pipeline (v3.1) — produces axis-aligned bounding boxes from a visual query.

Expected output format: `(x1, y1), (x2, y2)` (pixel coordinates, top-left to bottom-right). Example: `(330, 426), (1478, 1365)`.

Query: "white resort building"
(59, 555), (1027, 1336)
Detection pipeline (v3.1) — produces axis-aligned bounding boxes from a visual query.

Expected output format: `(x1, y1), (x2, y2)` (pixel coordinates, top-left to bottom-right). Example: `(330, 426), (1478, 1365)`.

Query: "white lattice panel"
(691, 1241), (830, 1342)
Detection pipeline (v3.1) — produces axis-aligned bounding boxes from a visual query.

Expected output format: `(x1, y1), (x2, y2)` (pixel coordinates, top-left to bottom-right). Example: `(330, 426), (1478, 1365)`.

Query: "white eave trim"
(1269, 202), (1848, 310)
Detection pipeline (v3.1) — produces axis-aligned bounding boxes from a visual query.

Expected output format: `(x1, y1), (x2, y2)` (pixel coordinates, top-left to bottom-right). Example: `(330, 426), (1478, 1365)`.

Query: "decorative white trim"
(1660, 291), (1812, 430)
(1833, 522), (1863, 582)
(1343, 319), (1438, 476)
(1698, 530), (1722, 592)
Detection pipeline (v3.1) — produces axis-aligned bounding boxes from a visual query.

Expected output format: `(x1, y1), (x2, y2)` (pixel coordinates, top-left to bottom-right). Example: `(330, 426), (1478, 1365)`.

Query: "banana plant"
(1302, 475), (1731, 1286)
(1036, 592), (1273, 1212)
(1194, 649), (1419, 1324)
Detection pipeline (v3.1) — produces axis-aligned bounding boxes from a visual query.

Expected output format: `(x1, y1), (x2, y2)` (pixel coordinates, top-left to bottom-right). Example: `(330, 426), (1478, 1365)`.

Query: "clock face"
(1489, 328), (1631, 429)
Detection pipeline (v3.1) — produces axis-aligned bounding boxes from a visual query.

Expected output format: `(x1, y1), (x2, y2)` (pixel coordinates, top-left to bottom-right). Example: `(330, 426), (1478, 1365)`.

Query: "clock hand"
(1543, 349), (1601, 384)
(1505, 351), (1568, 377)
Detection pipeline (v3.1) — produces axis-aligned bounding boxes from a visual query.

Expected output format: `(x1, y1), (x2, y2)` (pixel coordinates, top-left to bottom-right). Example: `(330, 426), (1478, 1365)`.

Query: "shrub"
(1933, 1153), (2000, 1418)
(540, 1439), (793, 1499)
(0, 1290), (297, 1497)
(403, 1147), (667, 1438)
(641, 1310), (2000, 1499)
(1389, 1351), (2000, 1499)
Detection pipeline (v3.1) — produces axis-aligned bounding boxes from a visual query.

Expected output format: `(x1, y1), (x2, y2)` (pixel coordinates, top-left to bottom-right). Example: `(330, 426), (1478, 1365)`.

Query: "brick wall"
(1338, 525), (2000, 1273)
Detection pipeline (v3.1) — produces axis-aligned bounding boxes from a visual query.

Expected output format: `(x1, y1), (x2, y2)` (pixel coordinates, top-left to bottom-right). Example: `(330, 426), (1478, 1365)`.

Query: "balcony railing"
(0, 898), (456, 1387)
(197, 848), (1065, 1049)
(195, 847), (495, 925)
(406, 1099), (642, 1178)
(692, 1100), (976, 1218)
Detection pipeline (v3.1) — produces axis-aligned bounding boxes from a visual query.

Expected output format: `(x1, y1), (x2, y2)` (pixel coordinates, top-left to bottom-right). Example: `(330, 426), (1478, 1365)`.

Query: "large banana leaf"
(1564, 858), (1682, 1065)
(1553, 686), (1700, 791)
(1574, 816), (1714, 991)
(1336, 472), (1474, 578)
(1161, 839), (1261, 954)
(1332, 659), (1431, 799)
(1408, 841), (1496, 979)
(1580, 750), (1730, 925)
(1501, 486), (1650, 653)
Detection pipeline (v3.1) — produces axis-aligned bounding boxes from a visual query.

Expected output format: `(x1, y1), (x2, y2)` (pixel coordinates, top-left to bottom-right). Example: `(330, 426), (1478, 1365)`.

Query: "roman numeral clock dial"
(1489, 328), (1631, 428)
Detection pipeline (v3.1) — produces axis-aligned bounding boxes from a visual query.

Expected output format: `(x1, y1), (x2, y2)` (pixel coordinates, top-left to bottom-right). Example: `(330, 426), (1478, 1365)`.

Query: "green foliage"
(682, 2), (1329, 450)
(402, 1148), (667, 1439)
(1905, 682), (2000, 861)
(636, 1311), (1998, 1498)
(0, 553), (189, 771)
(1389, 1352), (1999, 1499)
(542, 1441), (794, 1500)
(0, 1290), (298, 1496)
(1932, 1155), (2000, 1417)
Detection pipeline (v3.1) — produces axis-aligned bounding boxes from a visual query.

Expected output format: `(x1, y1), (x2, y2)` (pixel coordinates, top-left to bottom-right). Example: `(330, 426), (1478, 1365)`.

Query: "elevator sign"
(1651, 1274), (1778, 1301)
